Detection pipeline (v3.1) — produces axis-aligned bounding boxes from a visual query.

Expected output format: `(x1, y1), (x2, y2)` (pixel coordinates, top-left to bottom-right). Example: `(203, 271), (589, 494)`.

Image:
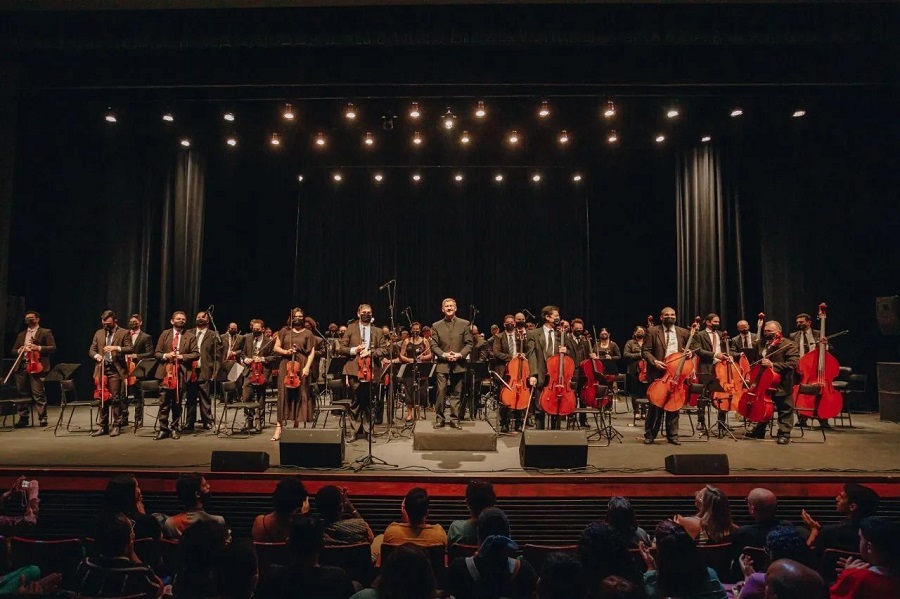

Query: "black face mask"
(516, 321), (526, 328)
(662, 317), (676, 326)
(797, 323), (808, 331)
(291, 318), (303, 327)
(708, 323), (720, 331)
(25, 318), (36, 327)
(572, 330), (583, 337)
(360, 314), (372, 324)
(763, 332), (776, 341)
(252, 330), (262, 337)
(411, 330), (420, 337)
(552, 317), (561, 326)
(635, 334), (645, 339)
(196, 320), (207, 327)
(738, 330), (749, 336)
(228, 329), (238, 335)
(103, 323), (115, 332)
(600, 334), (609, 340)
(504, 323), (515, 331)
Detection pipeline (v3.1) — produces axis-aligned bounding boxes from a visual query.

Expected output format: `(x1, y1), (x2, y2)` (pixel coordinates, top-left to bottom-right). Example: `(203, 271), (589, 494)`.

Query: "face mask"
(763, 332), (776, 341)
(572, 330), (583, 337)
(252, 329), (262, 336)
(738, 330), (749, 335)
(103, 323), (115, 331)
(797, 323), (808, 331)
(196, 320), (207, 327)
(228, 328), (238, 335)
(516, 321), (526, 328)
(635, 334), (645, 339)
(25, 318), (36, 327)
(662, 317), (676, 326)
(360, 314), (372, 324)
(600, 334), (609, 340)
(291, 318), (303, 327)
(411, 330), (420, 337)
(709, 323), (720, 331)
(552, 317), (560, 326)
(504, 323), (515, 331)
(130, 322), (140, 330)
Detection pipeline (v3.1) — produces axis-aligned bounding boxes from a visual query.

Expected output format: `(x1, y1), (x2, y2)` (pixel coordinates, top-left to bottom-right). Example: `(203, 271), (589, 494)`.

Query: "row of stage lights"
(295, 171), (584, 184)
(103, 100), (808, 149)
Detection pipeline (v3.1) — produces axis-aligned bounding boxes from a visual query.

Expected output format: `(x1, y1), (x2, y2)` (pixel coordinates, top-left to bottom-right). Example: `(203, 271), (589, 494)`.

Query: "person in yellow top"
(374, 487), (447, 559)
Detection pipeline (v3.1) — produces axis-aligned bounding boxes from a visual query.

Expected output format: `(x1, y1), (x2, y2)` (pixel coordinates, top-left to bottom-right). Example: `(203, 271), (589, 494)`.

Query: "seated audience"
(447, 507), (538, 599)
(763, 559), (828, 599)
(252, 476), (309, 543)
(736, 525), (813, 599)
(258, 515), (356, 599)
(802, 483), (879, 559)
(104, 474), (163, 542)
(216, 540), (259, 599)
(163, 473), (225, 540)
(829, 516), (900, 598)
(382, 487), (447, 548)
(639, 519), (727, 599)
(605, 496), (651, 549)
(537, 552), (587, 599)
(599, 575), (648, 599)
(448, 481), (497, 546)
(74, 512), (164, 598)
(676, 485), (737, 544)
(316, 485), (374, 545)
(578, 521), (644, 597)
(172, 519), (230, 598)
(731, 488), (794, 571)
(350, 544), (436, 599)
(0, 476), (39, 534)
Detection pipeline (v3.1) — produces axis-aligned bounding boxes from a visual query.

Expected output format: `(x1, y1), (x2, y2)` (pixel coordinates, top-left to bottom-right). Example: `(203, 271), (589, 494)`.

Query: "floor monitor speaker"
(665, 453), (730, 475)
(210, 450), (270, 472)
(519, 430), (588, 469)
(280, 428), (345, 468)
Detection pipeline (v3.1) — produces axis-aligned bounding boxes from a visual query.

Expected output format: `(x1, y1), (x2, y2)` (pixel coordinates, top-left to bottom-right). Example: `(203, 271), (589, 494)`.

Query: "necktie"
(666, 329), (672, 348)
(801, 334), (809, 356)
(744, 335), (750, 349)
(546, 331), (552, 353)
(105, 331), (113, 365)
(363, 326), (369, 349)
(173, 332), (180, 353)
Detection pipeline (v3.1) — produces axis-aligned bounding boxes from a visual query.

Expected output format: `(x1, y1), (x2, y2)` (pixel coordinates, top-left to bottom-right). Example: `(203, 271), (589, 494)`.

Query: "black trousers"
(434, 371), (464, 423)
(185, 379), (214, 426)
(241, 379), (267, 426)
(348, 377), (378, 433)
(158, 385), (184, 433)
(645, 403), (679, 440)
(96, 369), (123, 428)
(15, 367), (47, 421)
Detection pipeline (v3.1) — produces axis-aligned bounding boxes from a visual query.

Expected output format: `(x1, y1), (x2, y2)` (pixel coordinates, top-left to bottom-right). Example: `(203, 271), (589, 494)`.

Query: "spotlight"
(412, 131), (422, 145)
(412, 173), (421, 182)
(409, 102), (420, 119)
(223, 112), (235, 122)
(532, 173), (542, 183)
(607, 130), (618, 143)
(315, 132), (326, 146)
(270, 133), (281, 146)
(454, 173), (464, 182)
(104, 108), (117, 123)
(460, 131), (471, 145)
(558, 130), (569, 144)
(494, 173), (504, 182)
(162, 112), (174, 123)
(297, 175), (304, 182)
(333, 173), (343, 182)
(226, 137), (237, 147)
(572, 174), (582, 182)
(603, 100), (616, 118)
(442, 109), (456, 130)
(475, 100), (486, 118)
(283, 103), (295, 120)
(792, 109), (806, 118)
(539, 101), (550, 117)
(701, 135), (712, 143)
(345, 102), (356, 120)
(730, 108), (743, 117)
(374, 173), (383, 182)
(508, 130), (519, 145)
(180, 139), (191, 148)
(655, 134), (665, 143)
(666, 108), (679, 119)
(364, 132), (374, 146)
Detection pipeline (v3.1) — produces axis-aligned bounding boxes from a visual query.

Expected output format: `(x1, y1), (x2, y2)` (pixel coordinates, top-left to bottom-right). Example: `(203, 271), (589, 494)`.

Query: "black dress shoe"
(448, 420), (460, 429)
(38, 419), (48, 428)
(514, 422), (523, 432)
(91, 428), (109, 437)
(668, 438), (681, 446)
(201, 422), (213, 430)
(500, 424), (510, 433)
(154, 431), (170, 441)
(110, 427), (121, 438)
(13, 419), (29, 429)
(433, 420), (445, 429)
(171, 429), (181, 440)
(777, 436), (790, 445)
(181, 425), (196, 433)
(643, 438), (655, 445)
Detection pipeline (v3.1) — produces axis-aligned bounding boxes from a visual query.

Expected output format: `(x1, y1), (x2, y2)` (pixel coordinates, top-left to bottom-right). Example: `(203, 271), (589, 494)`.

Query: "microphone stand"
(207, 307), (221, 430)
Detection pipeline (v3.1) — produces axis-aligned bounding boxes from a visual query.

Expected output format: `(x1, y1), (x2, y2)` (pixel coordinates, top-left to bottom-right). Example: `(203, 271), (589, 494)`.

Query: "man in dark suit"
(730, 319), (758, 357)
(429, 298), (474, 428)
(183, 310), (217, 432)
(567, 318), (597, 429)
(218, 322), (242, 381)
(526, 304), (566, 430)
(747, 320), (800, 444)
(789, 312), (829, 429)
(11, 310), (57, 428)
(234, 318), (276, 433)
(641, 306), (692, 445)
(690, 313), (730, 432)
(153, 311), (199, 440)
(338, 304), (390, 437)
(123, 313), (155, 428)
(88, 310), (135, 437)
(493, 314), (528, 432)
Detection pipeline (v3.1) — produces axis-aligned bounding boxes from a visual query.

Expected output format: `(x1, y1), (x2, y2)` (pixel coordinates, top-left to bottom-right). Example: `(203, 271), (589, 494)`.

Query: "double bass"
(712, 332), (750, 412)
(793, 303), (843, 421)
(501, 330), (531, 411)
(539, 328), (577, 417)
(738, 329), (785, 423)
(647, 317), (701, 412)
(637, 315), (653, 383)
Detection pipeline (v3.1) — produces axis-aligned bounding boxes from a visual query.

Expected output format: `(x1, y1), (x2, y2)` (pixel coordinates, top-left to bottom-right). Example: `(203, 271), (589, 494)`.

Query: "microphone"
(379, 279), (396, 290)
(207, 305), (215, 313)
(470, 304), (479, 314)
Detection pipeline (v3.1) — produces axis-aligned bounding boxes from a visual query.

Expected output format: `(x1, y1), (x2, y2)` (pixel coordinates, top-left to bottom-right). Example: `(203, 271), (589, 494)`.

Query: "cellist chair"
(133, 379), (164, 437)
(791, 384), (827, 443)
(217, 395), (258, 438)
(54, 379), (99, 436)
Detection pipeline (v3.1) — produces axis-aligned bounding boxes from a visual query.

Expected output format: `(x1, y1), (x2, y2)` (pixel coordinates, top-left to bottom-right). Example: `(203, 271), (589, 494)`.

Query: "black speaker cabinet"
(876, 296), (900, 336)
(519, 430), (588, 469)
(280, 428), (345, 468)
(877, 362), (900, 422)
(210, 450), (271, 472)
(665, 453), (730, 475)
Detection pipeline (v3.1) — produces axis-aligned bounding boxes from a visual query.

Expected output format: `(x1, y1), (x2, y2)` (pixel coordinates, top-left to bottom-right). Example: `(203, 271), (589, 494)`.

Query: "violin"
(248, 336), (276, 386)
(161, 333), (182, 391)
(793, 303), (843, 421)
(357, 353), (374, 382)
(647, 317), (701, 412)
(501, 331), (531, 411)
(284, 343), (302, 389)
(539, 328), (577, 416)
(738, 331), (783, 423)
(638, 315), (653, 383)
(711, 332), (750, 412)
(25, 346), (42, 374)
(125, 355), (137, 387)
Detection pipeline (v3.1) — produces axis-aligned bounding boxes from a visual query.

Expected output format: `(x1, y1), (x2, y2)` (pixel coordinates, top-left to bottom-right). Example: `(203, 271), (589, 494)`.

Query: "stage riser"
(412, 420), (497, 451)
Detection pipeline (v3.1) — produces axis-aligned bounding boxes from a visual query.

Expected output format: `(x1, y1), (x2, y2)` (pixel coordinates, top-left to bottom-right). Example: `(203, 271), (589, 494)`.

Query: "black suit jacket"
(429, 317), (474, 374)
(641, 325), (691, 383)
(187, 327), (220, 380)
(153, 329), (199, 380)
(492, 331), (526, 377)
(337, 321), (390, 378)
(129, 331), (155, 360)
(11, 327), (57, 373)
(526, 326), (566, 387)
(756, 337), (800, 397)
(689, 329), (728, 375)
(89, 327), (135, 379)
(730, 333), (758, 355)
(234, 333), (277, 375)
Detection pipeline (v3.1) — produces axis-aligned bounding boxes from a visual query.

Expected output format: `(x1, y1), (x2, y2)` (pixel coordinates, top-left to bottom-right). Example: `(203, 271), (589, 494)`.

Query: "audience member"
(537, 552), (587, 599)
(163, 473), (225, 540)
(640, 519), (727, 599)
(802, 483), (879, 559)
(350, 544), (437, 599)
(578, 522), (644, 597)
(316, 485), (374, 545)
(764, 559), (828, 599)
(448, 481), (497, 546)
(605, 496), (651, 549)
(172, 519), (230, 598)
(74, 511), (164, 598)
(382, 487), (447, 548)
(258, 515), (355, 599)
(252, 477), (309, 543)
(829, 516), (900, 598)
(446, 507), (538, 599)
(736, 525), (812, 599)
(216, 540), (259, 599)
(731, 488), (794, 572)
(0, 476), (39, 534)
(676, 485), (738, 544)
(599, 575), (648, 599)
(104, 474), (163, 541)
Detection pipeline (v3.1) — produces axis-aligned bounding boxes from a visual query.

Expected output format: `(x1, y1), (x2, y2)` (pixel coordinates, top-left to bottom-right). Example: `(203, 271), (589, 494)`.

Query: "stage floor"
(2, 401), (899, 478)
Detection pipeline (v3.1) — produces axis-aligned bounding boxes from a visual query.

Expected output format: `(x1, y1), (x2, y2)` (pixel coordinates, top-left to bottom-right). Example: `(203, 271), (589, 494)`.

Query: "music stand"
(322, 357), (348, 404)
(704, 372), (739, 441)
(44, 363), (80, 383)
(594, 360), (623, 442)
(385, 363), (414, 440)
(464, 361), (490, 421)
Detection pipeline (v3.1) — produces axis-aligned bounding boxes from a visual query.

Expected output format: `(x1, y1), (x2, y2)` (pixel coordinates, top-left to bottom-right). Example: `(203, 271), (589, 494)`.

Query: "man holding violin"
(338, 304), (390, 438)
(88, 310), (134, 437)
(641, 306), (691, 445)
(153, 311), (199, 440)
(183, 310), (217, 432)
(10, 310), (56, 428)
(234, 318), (275, 434)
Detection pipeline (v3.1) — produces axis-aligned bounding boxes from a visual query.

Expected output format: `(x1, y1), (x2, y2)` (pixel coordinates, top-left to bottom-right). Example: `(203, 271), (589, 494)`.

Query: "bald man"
(765, 559), (828, 599)
(731, 488), (795, 575)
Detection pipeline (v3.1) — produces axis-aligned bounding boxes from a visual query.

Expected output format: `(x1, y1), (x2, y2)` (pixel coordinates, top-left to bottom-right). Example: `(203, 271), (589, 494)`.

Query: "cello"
(637, 315), (653, 383)
(647, 317), (701, 412)
(539, 328), (577, 417)
(712, 332), (750, 412)
(738, 331), (784, 424)
(501, 330), (531, 412)
(579, 326), (606, 409)
(793, 303), (843, 421)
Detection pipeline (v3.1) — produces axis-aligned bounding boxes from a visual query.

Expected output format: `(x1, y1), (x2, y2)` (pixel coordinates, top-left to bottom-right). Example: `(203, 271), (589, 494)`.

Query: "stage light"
(532, 173), (542, 182)
(603, 100), (616, 118)
(792, 109), (806, 118)
(223, 112), (235, 122)
(180, 139), (191, 148)
(283, 103), (295, 120)
(105, 108), (117, 123)
(701, 135), (712, 143)
(345, 102), (356, 120)
(730, 108), (743, 117)
(409, 102), (420, 119)
(494, 173), (504, 182)
(454, 173), (463, 182)
(655, 134), (665, 143)
(333, 173), (343, 182)
(508, 130), (519, 145)
(162, 112), (174, 123)
(364, 132), (374, 146)
(460, 131), (471, 145)
(442, 109), (456, 130)
(475, 100), (486, 118)
(270, 133), (281, 146)
(297, 175), (304, 182)
(572, 174), (582, 182)
(666, 108), (679, 119)
(315, 132), (326, 146)
(412, 173), (421, 182)
(607, 130), (618, 143)
(539, 101), (550, 117)
(374, 173), (383, 182)
(226, 137), (237, 147)
(412, 131), (423, 145)
(558, 130), (569, 144)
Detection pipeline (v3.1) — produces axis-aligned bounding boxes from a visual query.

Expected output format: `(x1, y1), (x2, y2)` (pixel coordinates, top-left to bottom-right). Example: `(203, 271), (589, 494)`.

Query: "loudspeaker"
(280, 428), (345, 468)
(210, 450), (270, 472)
(876, 296), (900, 336)
(877, 362), (900, 422)
(519, 430), (588, 469)
(665, 453), (730, 475)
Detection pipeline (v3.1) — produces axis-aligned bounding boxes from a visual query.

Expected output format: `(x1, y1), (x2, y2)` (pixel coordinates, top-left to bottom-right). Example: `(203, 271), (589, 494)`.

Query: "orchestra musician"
(746, 320), (800, 445)
(623, 326), (649, 414)
(641, 306), (691, 445)
(220, 323), (242, 361)
(690, 313), (729, 432)
(790, 312), (827, 429)
(399, 322), (433, 422)
(493, 315), (527, 433)
(272, 308), (318, 441)
(730, 320), (758, 357)
(88, 310), (134, 437)
(234, 319), (275, 435)
(338, 304), (390, 439)
(183, 310), (217, 432)
(526, 305), (565, 430)
(153, 311), (199, 440)
(567, 318), (596, 429)
(123, 313), (154, 428)
(429, 298), (474, 429)
(594, 328), (621, 360)
(10, 310), (56, 428)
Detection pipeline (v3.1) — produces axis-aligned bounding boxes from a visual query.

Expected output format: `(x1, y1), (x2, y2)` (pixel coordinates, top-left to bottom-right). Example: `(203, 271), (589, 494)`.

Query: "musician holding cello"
(273, 308), (318, 438)
(745, 320), (799, 444)
(9, 310), (56, 428)
(88, 310), (134, 437)
(526, 305), (568, 430)
(339, 304), (390, 438)
(690, 313), (730, 433)
(567, 318), (596, 429)
(493, 314), (529, 433)
(153, 311), (198, 441)
(641, 307), (692, 445)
